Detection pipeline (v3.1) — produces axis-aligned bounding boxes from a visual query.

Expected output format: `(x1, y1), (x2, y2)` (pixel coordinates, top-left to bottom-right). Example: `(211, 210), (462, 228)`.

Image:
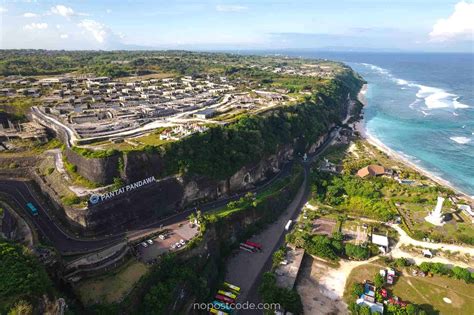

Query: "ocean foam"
(359, 62), (471, 111)
(415, 85), (454, 109)
(450, 136), (472, 144)
(453, 97), (470, 109)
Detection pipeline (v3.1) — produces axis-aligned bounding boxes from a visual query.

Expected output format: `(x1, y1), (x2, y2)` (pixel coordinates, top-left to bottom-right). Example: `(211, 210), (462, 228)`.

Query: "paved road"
(0, 131), (298, 254)
(0, 180), (122, 254)
(221, 127), (341, 314)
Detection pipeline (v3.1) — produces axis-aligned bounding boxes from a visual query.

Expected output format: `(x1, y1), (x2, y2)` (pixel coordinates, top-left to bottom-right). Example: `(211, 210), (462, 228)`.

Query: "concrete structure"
(274, 248), (305, 289)
(459, 204), (474, 218)
(425, 196), (446, 226)
(371, 234), (389, 252)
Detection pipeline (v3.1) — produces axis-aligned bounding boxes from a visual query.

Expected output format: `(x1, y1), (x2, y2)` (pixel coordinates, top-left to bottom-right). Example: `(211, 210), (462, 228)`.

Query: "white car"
(147, 239), (154, 245)
(176, 242), (182, 248)
(158, 234), (165, 240)
(141, 242), (148, 248)
(180, 239), (186, 245)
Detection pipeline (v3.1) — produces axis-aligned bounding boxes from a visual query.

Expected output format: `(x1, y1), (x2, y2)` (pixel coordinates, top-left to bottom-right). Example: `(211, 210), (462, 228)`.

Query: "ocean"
(272, 51), (474, 196)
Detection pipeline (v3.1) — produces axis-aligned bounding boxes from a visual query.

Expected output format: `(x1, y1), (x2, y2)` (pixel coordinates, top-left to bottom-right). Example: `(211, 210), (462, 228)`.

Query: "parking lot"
(136, 221), (199, 263)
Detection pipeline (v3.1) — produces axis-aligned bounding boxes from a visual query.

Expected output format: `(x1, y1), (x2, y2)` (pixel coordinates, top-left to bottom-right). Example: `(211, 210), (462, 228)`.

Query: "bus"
(239, 244), (253, 253)
(217, 290), (237, 300)
(239, 243), (256, 253)
(223, 282), (241, 294)
(215, 294), (235, 304)
(212, 301), (233, 313)
(244, 241), (262, 251)
(26, 202), (38, 216)
(210, 308), (229, 315)
(285, 220), (292, 231)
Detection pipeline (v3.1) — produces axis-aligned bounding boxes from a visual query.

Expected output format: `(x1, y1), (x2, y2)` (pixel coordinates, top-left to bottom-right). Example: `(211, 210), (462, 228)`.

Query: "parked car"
(147, 239), (154, 245)
(158, 234), (166, 240)
(180, 239), (186, 245)
(141, 242), (148, 248)
(176, 242), (182, 248)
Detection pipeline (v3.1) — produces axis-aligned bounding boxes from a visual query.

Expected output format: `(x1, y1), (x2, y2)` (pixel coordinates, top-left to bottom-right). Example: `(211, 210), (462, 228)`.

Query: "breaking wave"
(450, 136), (472, 144)
(360, 63), (471, 111)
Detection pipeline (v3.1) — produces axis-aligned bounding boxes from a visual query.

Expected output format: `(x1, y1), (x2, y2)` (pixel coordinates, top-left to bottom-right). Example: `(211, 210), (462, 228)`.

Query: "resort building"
(357, 164), (386, 178)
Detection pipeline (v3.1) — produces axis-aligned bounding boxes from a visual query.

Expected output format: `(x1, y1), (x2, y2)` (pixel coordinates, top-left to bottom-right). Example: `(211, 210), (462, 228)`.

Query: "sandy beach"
(354, 84), (473, 203)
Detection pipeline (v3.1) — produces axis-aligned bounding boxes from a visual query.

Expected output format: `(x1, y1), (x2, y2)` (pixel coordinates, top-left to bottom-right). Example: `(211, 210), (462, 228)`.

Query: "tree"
(374, 273), (384, 288)
(452, 266), (471, 283)
(7, 300), (33, 315)
(405, 304), (417, 315)
(0, 240), (53, 311)
(348, 302), (360, 315)
(419, 262), (431, 273)
(359, 305), (371, 315)
(345, 243), (369, 260)
(352, 283), (364, 297)
(394, 258), (409, 268)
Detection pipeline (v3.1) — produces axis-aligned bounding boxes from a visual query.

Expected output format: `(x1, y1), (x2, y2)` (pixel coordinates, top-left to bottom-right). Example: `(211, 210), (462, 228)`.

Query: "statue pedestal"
(425, 213), (445, 226)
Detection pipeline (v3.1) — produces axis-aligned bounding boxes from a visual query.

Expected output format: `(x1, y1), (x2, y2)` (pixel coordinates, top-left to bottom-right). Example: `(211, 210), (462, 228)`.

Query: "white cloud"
(215, 5), (247, 12)
(23, 22), (48, 30)
(106, 9), (112, 14)
(429, 1), (474, 41)
(51, 5), (75, 17)
(60, 34), (69, 39)
(78, 19), (108, 43)
(0, 6), (7, 13)
(23, 12), (39, 18)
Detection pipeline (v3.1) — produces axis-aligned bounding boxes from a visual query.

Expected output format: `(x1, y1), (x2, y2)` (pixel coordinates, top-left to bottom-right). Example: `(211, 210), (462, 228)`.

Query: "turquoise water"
(350, 55), (473, 196)
(272, 52), (474, 195)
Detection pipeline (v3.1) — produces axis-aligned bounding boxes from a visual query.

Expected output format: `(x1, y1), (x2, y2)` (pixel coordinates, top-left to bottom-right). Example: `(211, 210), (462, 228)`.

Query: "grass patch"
(76, 258), (149, 306)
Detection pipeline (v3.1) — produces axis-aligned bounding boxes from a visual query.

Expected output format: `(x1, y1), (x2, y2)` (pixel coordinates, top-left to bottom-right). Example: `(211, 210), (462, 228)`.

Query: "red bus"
(244, 241), (262, 251)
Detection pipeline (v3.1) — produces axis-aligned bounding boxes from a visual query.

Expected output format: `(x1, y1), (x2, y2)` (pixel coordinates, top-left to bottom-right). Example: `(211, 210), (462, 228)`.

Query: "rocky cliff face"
(71, 143), (296, 233)
(64, 149), (120, 185)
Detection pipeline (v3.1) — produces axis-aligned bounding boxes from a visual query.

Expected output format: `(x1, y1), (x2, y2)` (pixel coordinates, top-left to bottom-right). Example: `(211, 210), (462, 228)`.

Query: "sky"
(0, 0), (473, 52)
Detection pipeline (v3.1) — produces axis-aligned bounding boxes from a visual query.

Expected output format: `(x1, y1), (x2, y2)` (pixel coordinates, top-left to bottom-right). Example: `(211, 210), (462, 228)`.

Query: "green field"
(76, 258), (149, 306)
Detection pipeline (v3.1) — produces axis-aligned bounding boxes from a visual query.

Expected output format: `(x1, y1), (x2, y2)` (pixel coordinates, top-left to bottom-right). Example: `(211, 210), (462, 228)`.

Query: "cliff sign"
(89, 176), (156, 205)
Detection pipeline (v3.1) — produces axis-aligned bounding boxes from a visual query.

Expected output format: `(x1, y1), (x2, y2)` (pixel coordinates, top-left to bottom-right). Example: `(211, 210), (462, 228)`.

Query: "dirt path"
(296, 256), (379, 315)
(390, 224), (474, 257)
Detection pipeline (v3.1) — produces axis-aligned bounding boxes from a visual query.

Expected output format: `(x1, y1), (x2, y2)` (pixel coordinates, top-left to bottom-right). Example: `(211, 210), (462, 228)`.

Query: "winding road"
(0, 127), (339, 255)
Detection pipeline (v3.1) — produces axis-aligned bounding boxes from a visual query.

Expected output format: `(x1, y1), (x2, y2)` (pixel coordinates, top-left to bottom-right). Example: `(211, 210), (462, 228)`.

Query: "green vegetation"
(345, 243), (370, 260)
(0, 240), (53, 313)
(0, 97), (40, 120)
(71, 146), (119, 159)
(259, 272), (303, 315)
(139, 255), (211, 315)
(207, 164), (304, 222)
(76, 258), (149, 306)
(311, 171), (397, 221)
(62, 156), (100, 189)
(272, 247), (287, 269)
(418, 262), (473, 283)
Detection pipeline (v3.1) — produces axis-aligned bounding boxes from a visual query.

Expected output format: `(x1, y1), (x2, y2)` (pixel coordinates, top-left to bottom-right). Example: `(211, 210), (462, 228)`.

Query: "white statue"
(425, 196), (446, 226)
